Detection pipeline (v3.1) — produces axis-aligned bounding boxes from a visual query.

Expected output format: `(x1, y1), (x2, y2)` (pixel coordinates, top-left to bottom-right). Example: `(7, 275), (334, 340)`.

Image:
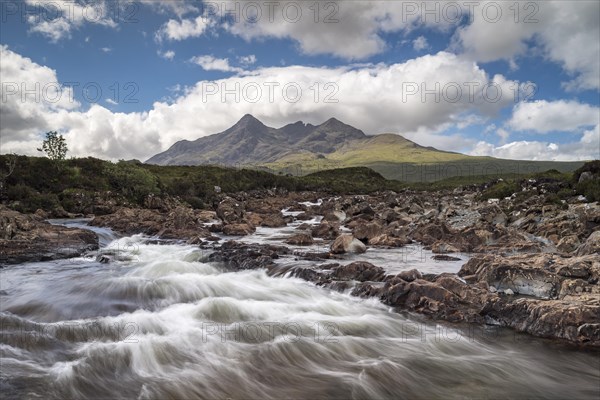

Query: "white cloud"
(25, 0), (118, 42)
(453, 1), (600, 90)
(158, 50), (176, 60)
(190, 55), (243, 72)
(470, 125), (599, 161)
(101, 47), (112, 53)
(239, 55), (257, 67)
(0, 45), (79, 154)
(9, 46), (594, 162)
(413, 36), (429, 51)
(221, 1), (457, 60)
(496, 128), (510, 143)
(2, 48), (514, 159)
(155, 15), (212, 41)
(105, 98), (118, 105)
(508, 100), (600, 133)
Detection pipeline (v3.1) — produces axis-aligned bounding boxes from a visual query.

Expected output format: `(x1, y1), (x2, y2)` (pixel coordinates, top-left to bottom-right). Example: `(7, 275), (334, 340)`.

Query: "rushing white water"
(1, 231), (599, 399)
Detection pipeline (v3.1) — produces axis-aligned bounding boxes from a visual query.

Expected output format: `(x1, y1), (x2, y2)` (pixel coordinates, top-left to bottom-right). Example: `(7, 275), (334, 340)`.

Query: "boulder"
(285, 233), (314, 246)
(260, 213), (287, 228)
(482, 297), (600, 345)
(311, 220), (340, 239)
(459, 254), (562, 299)
(0, 206), (99, 264)
(330, 234), (367, 254)
(216, 197), (244, 224)
(431, 241), (460, 254)
(333, 261), (385, 282)
(557, 235), (581, 253)
(222, 223), (255, 236)
(353, 221), (383, 242)
(369, 234), (411, 247)
(576, 230), (600, 256)
(395, 269), (422, 282)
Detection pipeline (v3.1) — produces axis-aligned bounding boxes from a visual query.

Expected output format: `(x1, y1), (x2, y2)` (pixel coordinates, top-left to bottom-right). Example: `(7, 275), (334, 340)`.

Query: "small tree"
(40, 131), (68, 161)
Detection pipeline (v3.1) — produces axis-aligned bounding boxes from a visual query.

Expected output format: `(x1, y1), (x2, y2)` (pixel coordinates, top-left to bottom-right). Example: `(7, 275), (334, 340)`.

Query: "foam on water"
(1, 228), (599, 399)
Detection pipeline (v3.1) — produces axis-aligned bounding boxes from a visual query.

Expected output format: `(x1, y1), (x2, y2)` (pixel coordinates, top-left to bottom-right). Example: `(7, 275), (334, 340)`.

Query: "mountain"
(146, 114), (585, 181)
(146, 114), (366, 166)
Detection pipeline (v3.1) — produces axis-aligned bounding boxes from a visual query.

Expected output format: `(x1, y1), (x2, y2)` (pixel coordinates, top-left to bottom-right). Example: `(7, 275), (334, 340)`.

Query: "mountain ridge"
(146, 115), (369, 166)
(146, 115), (586, 181)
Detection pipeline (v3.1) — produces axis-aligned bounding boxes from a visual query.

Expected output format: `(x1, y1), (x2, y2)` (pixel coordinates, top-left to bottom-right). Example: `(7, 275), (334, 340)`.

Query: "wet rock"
(381, 209), (399, 223)
(557, 263), (590, 279)
(330, 234), (367, 254)
(216, 197), (244, 224)
(222, 223), (255, 236)
(0, 206), (99, 264)
(243, 212), (263, 227)
(459, 254), (562, 299)
(260, 213), (287, 228)
(431, 242), (460, 254)
(333, 261), (385, 282)
(91, 205), (211, 240)
(285, 233), (314, 246)
(556, 235), (581, 253)
(410, 222), (452, 246)
(322, 211), (345, 223)
(395, 269), (422, 282)
(482, 297), (600, 345)
(208, 241), (290, 271)
(353, 221), (383, 242)
(346, 202), (375, 217)
(369, 234), (411, 247)
(432, 255), (461, 261)
(311, 220), (340, 239)
(576, 230), (600, 256)
(379, 276), (488, 323)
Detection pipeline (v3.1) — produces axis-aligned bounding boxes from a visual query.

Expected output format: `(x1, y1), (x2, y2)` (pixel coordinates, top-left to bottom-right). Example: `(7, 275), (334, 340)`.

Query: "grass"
(0, 154), (596, 214)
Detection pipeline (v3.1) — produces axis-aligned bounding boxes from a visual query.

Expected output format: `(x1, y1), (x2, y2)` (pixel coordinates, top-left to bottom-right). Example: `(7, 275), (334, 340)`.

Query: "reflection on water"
(1, 233), (599, 400)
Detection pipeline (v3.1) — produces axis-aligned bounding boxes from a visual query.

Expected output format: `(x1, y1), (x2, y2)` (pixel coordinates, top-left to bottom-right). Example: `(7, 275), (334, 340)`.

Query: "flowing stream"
(1, 221), (599, 399)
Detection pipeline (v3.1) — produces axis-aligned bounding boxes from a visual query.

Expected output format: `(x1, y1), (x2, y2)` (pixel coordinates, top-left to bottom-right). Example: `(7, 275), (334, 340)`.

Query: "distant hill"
(146, 115), (586, 182)
(146, 114), (366, 165)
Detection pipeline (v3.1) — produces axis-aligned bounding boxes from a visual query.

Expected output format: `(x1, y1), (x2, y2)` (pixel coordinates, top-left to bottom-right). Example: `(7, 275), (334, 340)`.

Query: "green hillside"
(262, 134), (585, 182)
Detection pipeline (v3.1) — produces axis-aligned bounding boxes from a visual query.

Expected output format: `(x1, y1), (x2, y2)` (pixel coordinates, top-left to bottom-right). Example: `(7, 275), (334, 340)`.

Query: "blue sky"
(1, 0), (599, 161)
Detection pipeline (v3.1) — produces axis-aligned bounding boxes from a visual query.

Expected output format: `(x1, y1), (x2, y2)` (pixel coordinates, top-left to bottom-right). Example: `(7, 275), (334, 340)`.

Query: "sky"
(0, 0), (599, 162)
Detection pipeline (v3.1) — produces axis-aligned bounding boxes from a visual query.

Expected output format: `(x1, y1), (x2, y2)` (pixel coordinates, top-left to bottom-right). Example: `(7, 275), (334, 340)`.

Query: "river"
(0, 220), (598, 399)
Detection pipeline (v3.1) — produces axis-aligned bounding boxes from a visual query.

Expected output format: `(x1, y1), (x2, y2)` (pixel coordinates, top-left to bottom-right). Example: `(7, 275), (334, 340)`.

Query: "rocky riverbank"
(201, 184), (599, 346)
(0, 206), (98, 264)
(2, 179), (599, 345)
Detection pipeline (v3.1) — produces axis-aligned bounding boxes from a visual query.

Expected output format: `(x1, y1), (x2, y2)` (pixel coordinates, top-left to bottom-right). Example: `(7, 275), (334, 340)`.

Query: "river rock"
(222, 223), (255, 236)
(260, 212), (287, 228)
(482, 297), (600, 345)
(556, 235), (581, 253)
(0, 206), (99, 264)
(285, 233), (314, 246)
(353, 221), (383, 242)
(369, 234), (411, 247)
(330, 234), (367, 254)
(332, 261), (385, 282)
(459, 254), (562, 299)
(216, 197), (244, 224)
(395, 269), (422, 282)
(311, 220), (340, 239)
(576, 230), (600, 256)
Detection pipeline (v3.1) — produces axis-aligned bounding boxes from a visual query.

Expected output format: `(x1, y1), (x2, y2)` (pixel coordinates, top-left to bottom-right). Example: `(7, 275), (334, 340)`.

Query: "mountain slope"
(146, 114), (366, 166)
(146, 114), (586, 181)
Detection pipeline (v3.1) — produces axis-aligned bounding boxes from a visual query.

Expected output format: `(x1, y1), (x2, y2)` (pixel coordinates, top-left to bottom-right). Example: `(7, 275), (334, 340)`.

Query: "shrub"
(104, 161), (160, 203)
(480, 181), (520, 201)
